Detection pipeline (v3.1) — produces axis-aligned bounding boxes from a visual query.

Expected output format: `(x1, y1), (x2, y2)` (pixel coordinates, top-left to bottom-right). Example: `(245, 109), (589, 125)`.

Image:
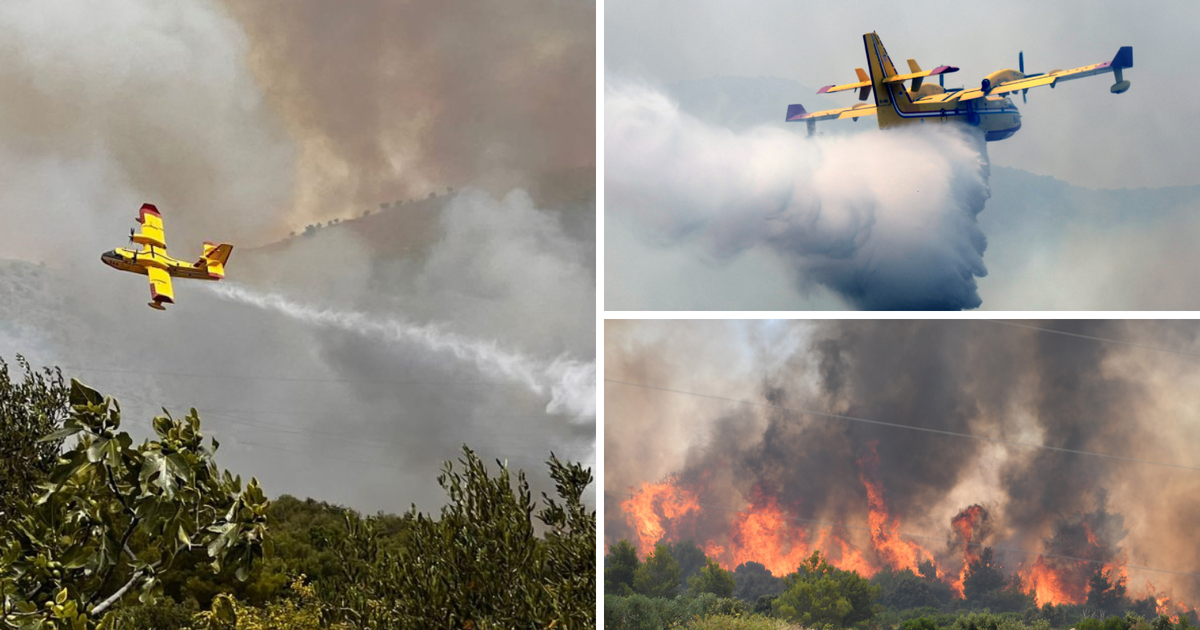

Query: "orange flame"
(949, 505), (987, 597)
(1019, 555), (1083, 606)
(858, 443), (940, 576)
(709, 488), (814, 576)
(620, 479), (702, 558)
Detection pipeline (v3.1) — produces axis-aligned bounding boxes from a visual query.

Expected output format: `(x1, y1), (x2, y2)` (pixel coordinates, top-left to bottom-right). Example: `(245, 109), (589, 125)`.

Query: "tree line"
(603, 537), (1197, 630)
(0, 357), (595, 629)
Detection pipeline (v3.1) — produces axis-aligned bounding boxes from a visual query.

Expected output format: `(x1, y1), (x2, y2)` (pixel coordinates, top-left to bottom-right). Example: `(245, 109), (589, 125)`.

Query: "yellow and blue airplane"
(787, 33), (1132, 141)
(100, 203), (232, 310)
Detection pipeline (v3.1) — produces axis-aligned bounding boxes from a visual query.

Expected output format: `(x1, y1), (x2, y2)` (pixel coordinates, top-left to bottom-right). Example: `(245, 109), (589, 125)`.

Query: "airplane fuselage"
(100, 247), (217, 280)
(879, 85), (1022, 141)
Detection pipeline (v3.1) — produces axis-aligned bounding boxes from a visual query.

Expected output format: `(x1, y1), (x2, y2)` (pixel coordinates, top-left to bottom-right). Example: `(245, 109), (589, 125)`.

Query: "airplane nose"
(101, 250), (117, 265)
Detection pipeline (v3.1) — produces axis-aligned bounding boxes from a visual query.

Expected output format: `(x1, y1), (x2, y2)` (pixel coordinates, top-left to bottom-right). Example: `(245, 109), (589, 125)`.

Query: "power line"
(603, 490), (1200, 580)
(982, 320), (1200, 359)
(604, 379), (1200, 473)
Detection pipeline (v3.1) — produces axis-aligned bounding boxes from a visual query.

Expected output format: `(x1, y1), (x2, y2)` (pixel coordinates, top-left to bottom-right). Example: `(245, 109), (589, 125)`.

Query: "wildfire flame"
(949, 505), (987, 597)
(620, 479), (702, 557)
(859, 443), (941, 576)
(615, 458), (1192, 615)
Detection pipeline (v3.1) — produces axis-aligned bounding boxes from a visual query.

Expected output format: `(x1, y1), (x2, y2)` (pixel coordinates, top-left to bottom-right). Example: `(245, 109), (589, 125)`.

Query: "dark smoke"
(606, 320), (1200, 599)
(218, 0), (596, 226)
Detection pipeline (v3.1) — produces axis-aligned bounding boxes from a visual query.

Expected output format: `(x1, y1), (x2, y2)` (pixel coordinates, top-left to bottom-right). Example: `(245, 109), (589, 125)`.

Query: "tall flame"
(949, 505), (987, 597)
(859, 443), (941, 576)
(620, 479), (702, 558)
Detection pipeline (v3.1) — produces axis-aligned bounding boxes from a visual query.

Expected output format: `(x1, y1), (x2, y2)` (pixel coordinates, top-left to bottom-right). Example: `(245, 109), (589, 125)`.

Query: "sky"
(606, 0), (1198, 191)
(0, 0), (595, 513)
(605, 319), (1200, 602)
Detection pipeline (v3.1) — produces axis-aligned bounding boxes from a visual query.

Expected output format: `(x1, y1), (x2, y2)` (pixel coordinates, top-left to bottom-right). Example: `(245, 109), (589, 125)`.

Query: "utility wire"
(604, 490), (1200, 580)
(605, 379), (1200, 473)
(982, 320), (1200, 359)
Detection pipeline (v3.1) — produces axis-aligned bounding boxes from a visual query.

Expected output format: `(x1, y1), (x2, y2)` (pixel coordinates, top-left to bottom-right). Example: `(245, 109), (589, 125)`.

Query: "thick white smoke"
(606, 83), (993, 310)
(206, 283), (595, 422)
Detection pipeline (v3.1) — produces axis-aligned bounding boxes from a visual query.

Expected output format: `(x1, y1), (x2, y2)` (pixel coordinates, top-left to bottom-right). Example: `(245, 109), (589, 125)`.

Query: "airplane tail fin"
(863, 32), (906, 128)
(198, 242), (233, 279)
(1110, 46), (1133, 93)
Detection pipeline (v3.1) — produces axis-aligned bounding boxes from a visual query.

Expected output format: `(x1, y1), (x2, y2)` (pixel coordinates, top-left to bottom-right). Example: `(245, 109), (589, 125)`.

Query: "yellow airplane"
(787, 33), (1133, 141)
(100, 203), (232, 310)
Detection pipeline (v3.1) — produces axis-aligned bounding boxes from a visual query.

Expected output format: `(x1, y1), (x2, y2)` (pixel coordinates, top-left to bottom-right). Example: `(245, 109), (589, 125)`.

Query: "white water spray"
(206, 283), (595, 421)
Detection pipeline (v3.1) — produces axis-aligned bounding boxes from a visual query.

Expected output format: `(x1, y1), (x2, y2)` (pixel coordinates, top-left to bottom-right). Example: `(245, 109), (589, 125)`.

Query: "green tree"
(633, 543), (682, 599)
(689, 559), (736, 598)
(0, 379), (270, 629)
(1087, 567), (1128, 615)
(772, 551), (880, 629)
(733, 561), (784, 604)
(606, 539), (640, 596)
(319, 447), (595, 629)
(0, 356), (69, 517)
(963, 548), (1006, 603)
(668, 539), (708, 588)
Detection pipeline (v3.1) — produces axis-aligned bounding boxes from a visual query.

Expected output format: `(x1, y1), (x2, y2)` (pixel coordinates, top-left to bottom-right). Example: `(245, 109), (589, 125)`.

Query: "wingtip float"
(100, 203), (233, 311)
(787, 33), (1133, 141)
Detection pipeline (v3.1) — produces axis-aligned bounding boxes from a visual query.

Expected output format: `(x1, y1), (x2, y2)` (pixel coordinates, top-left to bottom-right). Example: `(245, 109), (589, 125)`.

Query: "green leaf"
(68, 378), (102, 407)
(37, 426), (82, 443)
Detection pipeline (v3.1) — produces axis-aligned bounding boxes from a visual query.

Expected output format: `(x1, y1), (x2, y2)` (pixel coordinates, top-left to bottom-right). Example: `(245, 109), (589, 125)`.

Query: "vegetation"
(604, 538), (1198, 630)
(0, 363), (596, 629)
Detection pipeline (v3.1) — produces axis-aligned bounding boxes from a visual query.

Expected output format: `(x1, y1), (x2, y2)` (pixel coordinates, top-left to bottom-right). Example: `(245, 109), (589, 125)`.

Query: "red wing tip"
(817, 85), (834, 94)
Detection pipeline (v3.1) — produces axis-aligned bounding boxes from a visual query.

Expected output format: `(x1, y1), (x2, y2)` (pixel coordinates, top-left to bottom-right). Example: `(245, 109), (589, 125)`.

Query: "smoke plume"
(0, 1), (595, 511)
(605, 83), (991, 310)
(606, 320), (1200, 608)
(217, 0), (596, 225)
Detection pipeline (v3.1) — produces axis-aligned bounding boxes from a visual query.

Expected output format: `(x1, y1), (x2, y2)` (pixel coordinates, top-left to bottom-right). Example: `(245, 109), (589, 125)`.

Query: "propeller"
(1019, 51), (1027, 103)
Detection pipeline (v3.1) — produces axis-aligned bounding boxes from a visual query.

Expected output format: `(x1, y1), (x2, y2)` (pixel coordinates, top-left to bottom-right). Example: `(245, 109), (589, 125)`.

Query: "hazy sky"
(0, 0), (595, 513)
(606, 0), (1197, 190)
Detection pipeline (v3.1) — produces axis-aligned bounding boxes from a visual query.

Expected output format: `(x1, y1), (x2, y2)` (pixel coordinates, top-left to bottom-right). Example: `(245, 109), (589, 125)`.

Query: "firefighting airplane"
(100, 204), (232, 310)
(787, 32), (1133, 141)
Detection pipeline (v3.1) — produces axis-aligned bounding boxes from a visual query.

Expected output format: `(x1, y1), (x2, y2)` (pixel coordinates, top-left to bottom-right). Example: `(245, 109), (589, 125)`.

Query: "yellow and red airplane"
(100, 203), (233, 310)
(787, 33), (1133, 141)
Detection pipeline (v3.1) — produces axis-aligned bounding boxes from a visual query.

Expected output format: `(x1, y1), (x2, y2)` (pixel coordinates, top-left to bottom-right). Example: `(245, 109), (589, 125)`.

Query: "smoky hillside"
(0, 0), (595, 512)
(605, 320), (1200, 608)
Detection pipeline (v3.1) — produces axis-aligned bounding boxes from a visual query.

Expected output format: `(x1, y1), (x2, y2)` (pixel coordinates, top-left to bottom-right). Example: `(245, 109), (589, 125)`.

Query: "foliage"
(732, 562), (784, 605)
(0, 379), (269, 629)
(872, 567), (947, 611)
(962, 549), (1034, 613)
(603, 593), (747, 630)
(606, 539), (640, 597)
(669, 540), (710, 589)
(188, 576), (331, 630)
(316, 447), (595, 629)
(634, 544), (683, 599)
(0, 356), (69, 518)
(686, 614), (800, 629)
(1086, 568), (1128, 616)
(690, 559), (737, 598)
(772, 551), (880, 629)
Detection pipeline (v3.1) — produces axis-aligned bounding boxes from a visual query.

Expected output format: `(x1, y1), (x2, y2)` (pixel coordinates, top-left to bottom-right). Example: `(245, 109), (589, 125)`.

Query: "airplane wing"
(956, 75), (1057, 102)
(958, 46), (1132, 102)
(132, 203), (167, 250)
(786, 102), (878, 123)
(147, 266), (174, 308)
(818, 68), (873, 101)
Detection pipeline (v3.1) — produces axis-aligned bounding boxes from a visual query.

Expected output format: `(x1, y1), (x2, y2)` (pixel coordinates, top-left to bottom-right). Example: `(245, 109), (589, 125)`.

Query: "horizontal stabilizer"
(884, 65), (959, 83)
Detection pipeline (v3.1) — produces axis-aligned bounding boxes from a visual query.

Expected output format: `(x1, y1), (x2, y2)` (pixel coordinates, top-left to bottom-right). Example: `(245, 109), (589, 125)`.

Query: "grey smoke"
(606, 320), (1200, 599)
(0, 1), (595, 511)
(606, 83), (992, 310)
